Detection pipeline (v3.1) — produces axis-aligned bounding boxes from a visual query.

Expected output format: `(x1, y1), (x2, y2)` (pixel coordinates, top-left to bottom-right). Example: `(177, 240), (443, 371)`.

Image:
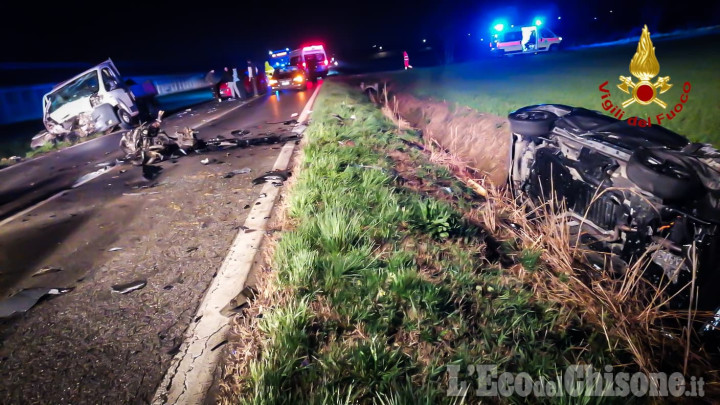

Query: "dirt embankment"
(389, 92), (512, 185)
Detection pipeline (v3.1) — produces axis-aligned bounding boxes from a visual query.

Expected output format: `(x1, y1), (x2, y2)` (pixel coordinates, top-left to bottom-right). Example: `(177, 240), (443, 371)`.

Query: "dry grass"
(416, 120), (717, 383)
(377, 86), (707, 375)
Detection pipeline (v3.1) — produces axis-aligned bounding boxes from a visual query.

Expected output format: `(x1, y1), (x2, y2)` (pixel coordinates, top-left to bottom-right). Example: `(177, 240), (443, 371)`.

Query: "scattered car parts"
(0, 287), (74, 318)
(111, 279), (147, 294)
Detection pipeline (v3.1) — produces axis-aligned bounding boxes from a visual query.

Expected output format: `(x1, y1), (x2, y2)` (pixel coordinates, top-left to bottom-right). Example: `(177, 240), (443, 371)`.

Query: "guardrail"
(0, 73), (210, 125)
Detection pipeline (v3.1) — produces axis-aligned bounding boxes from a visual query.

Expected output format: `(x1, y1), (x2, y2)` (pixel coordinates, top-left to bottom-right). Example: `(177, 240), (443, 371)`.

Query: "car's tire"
(117, 107), (135, 129)
(626, 147), (702, 200)
(508, 109), (558, 137)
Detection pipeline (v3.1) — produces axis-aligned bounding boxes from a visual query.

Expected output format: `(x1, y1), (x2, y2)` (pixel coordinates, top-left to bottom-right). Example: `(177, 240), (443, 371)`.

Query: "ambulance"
(490, 22), (562, 55)
(289, 44), (329, 80)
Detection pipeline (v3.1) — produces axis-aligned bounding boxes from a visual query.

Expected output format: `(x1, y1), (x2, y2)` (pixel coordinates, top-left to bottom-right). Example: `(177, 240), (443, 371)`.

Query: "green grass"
(224, 80), (638, 404)
(385, 33), (720, 146)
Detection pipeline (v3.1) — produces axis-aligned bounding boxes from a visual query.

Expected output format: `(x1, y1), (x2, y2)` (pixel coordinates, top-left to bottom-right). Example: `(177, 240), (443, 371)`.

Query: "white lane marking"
(0, 165), (120, 229)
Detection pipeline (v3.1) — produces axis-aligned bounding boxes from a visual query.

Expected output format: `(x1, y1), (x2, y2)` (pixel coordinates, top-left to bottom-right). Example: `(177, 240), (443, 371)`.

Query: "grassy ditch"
(219, 80), (716, 403)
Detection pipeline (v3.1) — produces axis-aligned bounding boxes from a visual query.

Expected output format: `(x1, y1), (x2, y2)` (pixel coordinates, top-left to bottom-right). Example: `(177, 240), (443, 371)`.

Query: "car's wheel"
(117, 108), (135, 129)
(626, 147), (702, 200)
(508, 109), (558, 137)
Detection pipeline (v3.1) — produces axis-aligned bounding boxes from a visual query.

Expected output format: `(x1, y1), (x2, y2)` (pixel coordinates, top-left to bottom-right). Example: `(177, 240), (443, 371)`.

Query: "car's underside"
(508, 105), (720, 329)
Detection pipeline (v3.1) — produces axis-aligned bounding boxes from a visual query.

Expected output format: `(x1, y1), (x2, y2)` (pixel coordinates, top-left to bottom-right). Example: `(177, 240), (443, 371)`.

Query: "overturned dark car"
(507, 104), (720, 326)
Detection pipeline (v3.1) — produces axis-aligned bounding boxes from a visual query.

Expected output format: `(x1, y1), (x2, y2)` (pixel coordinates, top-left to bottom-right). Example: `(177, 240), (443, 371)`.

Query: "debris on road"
(231, 129), (250, 136)
(252, 170), (291, 185)
(201, 158), (217, 165)
(220, 286), (258, 316)
(265, 119), (298, 125)
(111, 279), (147, 294)
(108, 247), (123, 252)
(0, 288), (73, 318)
(120, 113), (205, 166)
(211, 339), (229, 351)
(122, 191), (161, 196)
(73, 166), (112, 188)
(222, 168), (252, 178)
(31, 267), (63, 278)
(290, 113), (299, 118)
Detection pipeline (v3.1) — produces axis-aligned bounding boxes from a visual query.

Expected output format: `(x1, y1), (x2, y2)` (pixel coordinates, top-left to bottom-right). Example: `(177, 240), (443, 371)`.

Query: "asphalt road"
(0, 86), (312, 403)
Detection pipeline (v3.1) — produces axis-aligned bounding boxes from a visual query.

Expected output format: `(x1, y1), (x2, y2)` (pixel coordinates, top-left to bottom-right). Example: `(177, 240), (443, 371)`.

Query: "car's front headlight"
(293, 76), (304, 83)
(269, 79), (278, 85)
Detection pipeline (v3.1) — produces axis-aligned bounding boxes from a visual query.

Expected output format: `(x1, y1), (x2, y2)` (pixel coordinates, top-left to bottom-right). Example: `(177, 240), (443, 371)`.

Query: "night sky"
(1, 0), (718, 83)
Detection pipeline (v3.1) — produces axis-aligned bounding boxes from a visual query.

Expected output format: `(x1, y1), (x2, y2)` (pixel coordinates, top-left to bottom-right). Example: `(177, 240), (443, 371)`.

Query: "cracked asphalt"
(0, 89), (310, 403)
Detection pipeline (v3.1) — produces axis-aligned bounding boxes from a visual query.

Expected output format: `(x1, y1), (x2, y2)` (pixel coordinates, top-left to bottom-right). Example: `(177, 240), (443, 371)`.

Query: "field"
(384, 32), (720, 146)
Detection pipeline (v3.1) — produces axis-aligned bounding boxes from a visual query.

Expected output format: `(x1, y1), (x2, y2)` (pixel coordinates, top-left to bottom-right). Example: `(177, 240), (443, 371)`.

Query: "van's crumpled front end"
(507, 104), (720, 334)
(38, 59), (142, 147)
(43, 100), (118, 139)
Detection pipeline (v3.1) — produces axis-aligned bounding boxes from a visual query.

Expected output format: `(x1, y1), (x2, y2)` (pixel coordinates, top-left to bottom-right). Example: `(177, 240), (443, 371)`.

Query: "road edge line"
(152, 83), (322, 405)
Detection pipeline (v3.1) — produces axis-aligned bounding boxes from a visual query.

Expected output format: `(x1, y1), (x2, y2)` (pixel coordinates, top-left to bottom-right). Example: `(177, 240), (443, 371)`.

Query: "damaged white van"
(42, 59), (142, 138)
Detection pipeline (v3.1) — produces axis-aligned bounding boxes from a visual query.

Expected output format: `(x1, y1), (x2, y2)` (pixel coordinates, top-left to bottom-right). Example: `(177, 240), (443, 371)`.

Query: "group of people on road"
(205, 60), (260, 102)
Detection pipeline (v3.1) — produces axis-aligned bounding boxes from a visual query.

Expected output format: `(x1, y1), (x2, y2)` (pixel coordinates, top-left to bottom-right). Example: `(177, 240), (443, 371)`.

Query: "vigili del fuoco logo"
(598, 25), (691, 127)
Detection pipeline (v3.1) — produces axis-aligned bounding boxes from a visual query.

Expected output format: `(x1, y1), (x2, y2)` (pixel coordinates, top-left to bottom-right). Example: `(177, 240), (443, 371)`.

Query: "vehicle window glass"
(101, 68), (117, 90)
(274, 70), (294, 79)
(290, 56), (301, 65)
(47, 71), (99, 114)
(503, 31), (522, 42)
(540, 28), (553, 38)
(304, 53), (325, 62)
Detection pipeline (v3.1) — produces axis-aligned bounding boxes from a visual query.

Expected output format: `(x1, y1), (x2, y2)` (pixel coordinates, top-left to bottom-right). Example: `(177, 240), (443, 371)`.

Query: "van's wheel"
(508, 109), (557, 137)
(117, 108), (135, 129)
